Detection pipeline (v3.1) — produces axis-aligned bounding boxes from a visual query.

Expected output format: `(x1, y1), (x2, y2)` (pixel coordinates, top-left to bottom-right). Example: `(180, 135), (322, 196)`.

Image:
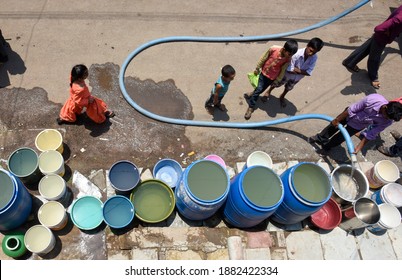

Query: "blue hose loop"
(119, 0), (370, 160)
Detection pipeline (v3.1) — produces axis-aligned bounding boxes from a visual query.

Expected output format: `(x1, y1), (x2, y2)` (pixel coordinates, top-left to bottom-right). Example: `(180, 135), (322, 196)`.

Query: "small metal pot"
(330, 165), (369, 205)
(339, 197), (380, 231)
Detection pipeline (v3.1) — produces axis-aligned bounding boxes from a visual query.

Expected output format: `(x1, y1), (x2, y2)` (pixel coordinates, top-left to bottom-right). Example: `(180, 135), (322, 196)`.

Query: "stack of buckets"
(369, 177), (402, 233)
(338, 160), (402, 233)
(366, 160), (401, 233)
(1, 128), (69, 256)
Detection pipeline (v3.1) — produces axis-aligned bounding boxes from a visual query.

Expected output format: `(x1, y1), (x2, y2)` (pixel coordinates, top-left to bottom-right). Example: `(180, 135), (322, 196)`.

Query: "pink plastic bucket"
(204, 154), (226, 168)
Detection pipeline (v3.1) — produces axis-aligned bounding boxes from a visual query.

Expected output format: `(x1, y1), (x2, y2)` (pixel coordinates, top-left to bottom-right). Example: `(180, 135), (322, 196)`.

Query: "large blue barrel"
(175, 160), (230, 220)
(0, 169), (32, 231)
(271, 162), (332, 225)
(224, 166), (284, 228)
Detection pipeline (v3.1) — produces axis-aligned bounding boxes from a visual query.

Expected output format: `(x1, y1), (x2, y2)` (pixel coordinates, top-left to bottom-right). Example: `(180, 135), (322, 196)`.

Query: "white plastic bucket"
(367, 203), (401, 233)
(366, 160), (400, 189)
(371, 183), (402, 208)
(38, 201), (68, 230)
(38, 174), (66, 201)
(24, 225), (56, 254)
(39, 150), (65, 177)
(35, 129), (64, 154)
(246, 151), (273, 169)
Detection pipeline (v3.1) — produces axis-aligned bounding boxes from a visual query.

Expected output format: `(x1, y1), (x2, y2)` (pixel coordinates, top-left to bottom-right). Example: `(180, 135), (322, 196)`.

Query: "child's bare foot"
(105, 111), (115, 118)
(56, 117), (74, 125)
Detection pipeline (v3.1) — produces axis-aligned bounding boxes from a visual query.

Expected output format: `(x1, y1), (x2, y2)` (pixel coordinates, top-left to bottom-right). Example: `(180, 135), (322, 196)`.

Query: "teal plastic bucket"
(71, 196), (104, 230)
(223, 166), (284, 228)
(8, 147), (42, 185)
(103, 195), (135, 228)
(0, 169), (32, 231)
(271, 162), (332, 225)
(175, 159), (230, 220)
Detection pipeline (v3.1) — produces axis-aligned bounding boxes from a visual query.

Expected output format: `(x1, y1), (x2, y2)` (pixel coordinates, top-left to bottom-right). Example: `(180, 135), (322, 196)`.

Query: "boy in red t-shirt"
(244, 39), (298, 120)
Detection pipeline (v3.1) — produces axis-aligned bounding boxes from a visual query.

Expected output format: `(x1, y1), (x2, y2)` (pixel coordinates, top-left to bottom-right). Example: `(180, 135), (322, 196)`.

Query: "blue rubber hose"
(119, 0), (370, 162)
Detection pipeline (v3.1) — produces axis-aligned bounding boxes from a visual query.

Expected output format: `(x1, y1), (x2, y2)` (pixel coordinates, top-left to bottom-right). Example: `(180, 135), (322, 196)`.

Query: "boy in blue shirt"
(205, 65), (236, 113)
(262, 37), (324, 107)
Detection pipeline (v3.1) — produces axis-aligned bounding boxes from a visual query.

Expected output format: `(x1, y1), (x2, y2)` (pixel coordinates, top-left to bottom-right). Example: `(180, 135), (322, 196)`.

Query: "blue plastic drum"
(271, 162), (332, 225)
(224, 166), (284, 228)
(175, 160), (230, 220)
(0, 169), (32, 231)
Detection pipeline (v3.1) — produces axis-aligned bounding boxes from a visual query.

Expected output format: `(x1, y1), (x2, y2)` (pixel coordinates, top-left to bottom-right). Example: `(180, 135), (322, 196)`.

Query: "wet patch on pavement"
(0, 62), (194, 175)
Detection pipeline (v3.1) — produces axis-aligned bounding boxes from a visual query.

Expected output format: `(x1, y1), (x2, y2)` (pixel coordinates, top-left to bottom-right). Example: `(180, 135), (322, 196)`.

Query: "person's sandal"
(216, 104), (227, 111)
(371, 81), (380, 89)
(244, 107), (254, 120)
(377, 145), (395, 157)
(342, 61), (360, 73)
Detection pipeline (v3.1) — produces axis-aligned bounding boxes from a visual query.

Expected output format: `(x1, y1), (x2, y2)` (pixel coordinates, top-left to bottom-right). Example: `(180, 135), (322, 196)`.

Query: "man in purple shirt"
(342, 6), (402, 89)
(308, 93), (402, 154)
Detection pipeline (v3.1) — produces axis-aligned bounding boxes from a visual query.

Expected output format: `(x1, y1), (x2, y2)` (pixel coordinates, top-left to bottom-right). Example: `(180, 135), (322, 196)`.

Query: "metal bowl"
(330, 165), (369, 205)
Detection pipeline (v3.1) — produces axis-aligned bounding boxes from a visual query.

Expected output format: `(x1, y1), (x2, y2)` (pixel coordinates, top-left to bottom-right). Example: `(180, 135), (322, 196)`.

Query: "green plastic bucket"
(130, 179), (175, 223)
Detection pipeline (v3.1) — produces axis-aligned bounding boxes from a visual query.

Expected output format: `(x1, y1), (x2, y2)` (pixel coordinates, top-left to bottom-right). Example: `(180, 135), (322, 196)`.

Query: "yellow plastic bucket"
(35, 129), (64, 154)
(24, 225), (56, 254)
(38, 174), (66, 201)
(38, 201), (68, 230)
(39, 150), (65, 177)
(366, 160), (400, 189)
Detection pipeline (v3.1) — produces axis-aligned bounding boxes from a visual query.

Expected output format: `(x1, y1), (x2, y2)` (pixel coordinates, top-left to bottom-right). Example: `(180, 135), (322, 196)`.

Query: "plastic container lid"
(71, 196), (104, 230)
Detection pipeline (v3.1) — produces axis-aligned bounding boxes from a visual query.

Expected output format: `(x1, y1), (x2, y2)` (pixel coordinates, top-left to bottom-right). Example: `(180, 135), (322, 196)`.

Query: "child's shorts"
(272, 76), (299, 91)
